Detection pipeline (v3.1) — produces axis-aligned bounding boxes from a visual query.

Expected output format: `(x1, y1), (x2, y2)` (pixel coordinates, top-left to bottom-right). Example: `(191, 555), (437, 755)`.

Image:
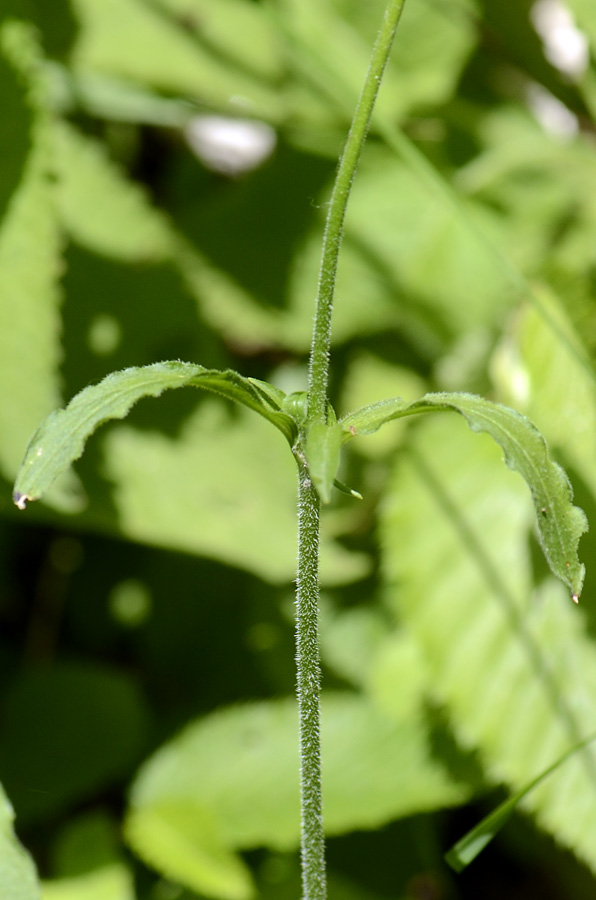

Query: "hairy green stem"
(296, 3), (407, 898)
(296, 461), (325, 900)
(307, 0), (408, 424)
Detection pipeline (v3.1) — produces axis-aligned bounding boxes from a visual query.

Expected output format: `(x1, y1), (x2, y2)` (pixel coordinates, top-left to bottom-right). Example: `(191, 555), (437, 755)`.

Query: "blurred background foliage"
(2, 0), (596, 897)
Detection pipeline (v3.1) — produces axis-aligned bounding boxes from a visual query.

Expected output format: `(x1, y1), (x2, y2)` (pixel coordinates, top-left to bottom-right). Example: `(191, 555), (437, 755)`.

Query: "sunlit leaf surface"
(381, 415), (596, 874)
(41, 864), (134, 900)
(0, 783), (40, 900)
(0, 24), (63, 481)
(125, 693), (473, 896)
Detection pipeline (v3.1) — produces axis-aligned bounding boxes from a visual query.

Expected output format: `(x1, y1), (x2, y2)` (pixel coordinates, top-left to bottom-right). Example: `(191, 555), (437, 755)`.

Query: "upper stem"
(307, 0), (407, 424)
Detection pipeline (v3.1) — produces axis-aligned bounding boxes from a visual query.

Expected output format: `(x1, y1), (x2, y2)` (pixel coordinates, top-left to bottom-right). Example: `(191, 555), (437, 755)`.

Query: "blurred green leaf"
(154, 0), (280, 85)
(280, 0), (477, 124)
(41, 864), (134, 900)
(0, 25), (31, 220)
(53, 120), (173, 262)
(125, 693), (473, 896)
(51, 810), (123, 878)
(380, 414), (596, 874)
(0, 662), (149, 825)
(100, 402), (366, 585)
(458, 104), (596, 279)
(126, 802), (254, 900)
(0, 783), (40, 900)
(492, 286), (596, 499)
(0, 23), (64, 481)
(318, 601), (391, 690)
(71, 0), (282, 120)
(50, 119), (283, 359)
(46, 61), (195, 125)
(281, 148), (514, 354)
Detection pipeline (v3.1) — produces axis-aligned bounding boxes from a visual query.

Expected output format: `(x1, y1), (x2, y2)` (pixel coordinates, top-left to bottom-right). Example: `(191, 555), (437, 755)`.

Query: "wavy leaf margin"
(12, 362), (297, 509)
(341, 391), (588, 599)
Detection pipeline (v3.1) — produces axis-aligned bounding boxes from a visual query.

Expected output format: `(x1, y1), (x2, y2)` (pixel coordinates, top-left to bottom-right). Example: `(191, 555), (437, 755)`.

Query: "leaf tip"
(443, 848), (465, 874)
(332, 478), (362, 500)
(13, 491), (30, 510)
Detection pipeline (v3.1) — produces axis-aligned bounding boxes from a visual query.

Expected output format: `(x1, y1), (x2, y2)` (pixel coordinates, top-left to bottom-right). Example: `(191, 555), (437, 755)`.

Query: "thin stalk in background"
(296, 2), (408, 898)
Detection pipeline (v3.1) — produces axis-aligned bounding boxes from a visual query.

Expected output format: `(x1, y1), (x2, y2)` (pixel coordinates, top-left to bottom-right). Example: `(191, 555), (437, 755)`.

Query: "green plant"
(7, 1), (591, 898)
(5, 0), (596, 900)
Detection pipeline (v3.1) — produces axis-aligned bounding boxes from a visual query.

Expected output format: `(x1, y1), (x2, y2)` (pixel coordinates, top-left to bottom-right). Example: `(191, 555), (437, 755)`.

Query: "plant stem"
(307, 0), (408, 424)
(296, 461), (325, 900)
(296, 3), (407, 898)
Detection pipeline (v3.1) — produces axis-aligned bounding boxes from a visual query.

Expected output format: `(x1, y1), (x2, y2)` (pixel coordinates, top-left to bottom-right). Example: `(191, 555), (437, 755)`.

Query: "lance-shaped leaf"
(13, 362), (297, 508)
(341, 391), (587, 599)
(446, 730), (596, 872)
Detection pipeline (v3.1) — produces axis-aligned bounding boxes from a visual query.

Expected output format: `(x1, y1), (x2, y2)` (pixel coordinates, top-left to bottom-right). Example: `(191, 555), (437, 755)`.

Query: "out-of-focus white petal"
(531, 0), (589, 79)
(184, 115), (277, 176)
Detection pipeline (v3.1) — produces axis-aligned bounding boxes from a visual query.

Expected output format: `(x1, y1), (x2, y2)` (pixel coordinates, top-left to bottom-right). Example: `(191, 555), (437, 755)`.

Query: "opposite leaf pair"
(13, 360), (587, 600)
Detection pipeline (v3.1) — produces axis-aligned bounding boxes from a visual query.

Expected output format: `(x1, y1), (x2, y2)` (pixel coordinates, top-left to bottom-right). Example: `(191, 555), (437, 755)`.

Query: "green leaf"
(13, 362), (297, 508)
(0, 23), (64, 482)
(125, 803), (254, 900)
(492, 286), (596, 500)
(49, 116), (282, 357)
(71, 0), (283, 121)
(446, 731), (596, 872)
(340, 353), (427, 458)
(332, 478), (362, 499)
(154, 0), (280, 86)
(0, 662), (149, 825)
(280, 0), (477, 124)
(281, 391), (308, 424)
(0, 22), (31, 221)
(53, 120), (173, 262)
(281, 146), (514, 353)
(50, 810), (122, 877)
(100, 401), (365, 585)
(41, 864), (134, 900)
(318, 601), (392, 690)
(0, 783), (40, 900)
(124, 693), (472, 896)
(380, 414), (596, 874)
(340, 396), (411, 436)
(305, 421), (344, 504)
(47, 62), (195, 126)
(342, 391), (587, 599)
(248, 378), (288, 412)
(12, 368), (363, 584)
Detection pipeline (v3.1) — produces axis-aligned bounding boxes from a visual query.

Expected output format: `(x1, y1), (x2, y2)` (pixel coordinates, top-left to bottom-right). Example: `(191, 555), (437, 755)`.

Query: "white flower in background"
(526, 81), (579, 138)
(531, 0), (589, 79)
(184, 115), (277, 176)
